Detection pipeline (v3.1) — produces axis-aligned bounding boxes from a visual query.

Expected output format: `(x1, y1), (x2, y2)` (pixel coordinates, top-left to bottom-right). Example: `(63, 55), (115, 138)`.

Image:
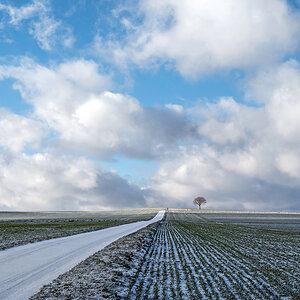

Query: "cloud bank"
(1, 58), (300, 211)
(0, 152), (146, 211)
(149, 61), (300, 211)
(0, 58), (195, 159)
(95, 0), (300, 78)
(0, 58), (194, 210)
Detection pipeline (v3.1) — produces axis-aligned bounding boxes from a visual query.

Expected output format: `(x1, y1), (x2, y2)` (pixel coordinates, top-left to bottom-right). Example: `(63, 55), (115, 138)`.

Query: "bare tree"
(193, 196), (207, 209)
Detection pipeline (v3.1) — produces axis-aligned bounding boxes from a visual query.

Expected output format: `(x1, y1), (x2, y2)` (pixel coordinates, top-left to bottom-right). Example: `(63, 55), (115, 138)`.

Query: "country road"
(0, 210), (165, 300)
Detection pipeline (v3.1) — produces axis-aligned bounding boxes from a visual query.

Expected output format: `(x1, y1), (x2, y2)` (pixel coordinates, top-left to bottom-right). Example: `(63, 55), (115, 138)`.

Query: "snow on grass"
(30, 223), (160, 300)
(0, 210), (159, 250)
(0, 208), (163, 221)
(127, 211), (299, 299)
(19, 210), (299, 299)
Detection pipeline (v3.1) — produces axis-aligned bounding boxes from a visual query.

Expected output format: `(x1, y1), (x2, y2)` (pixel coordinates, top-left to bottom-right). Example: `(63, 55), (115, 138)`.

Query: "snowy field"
(28, 209), (300, 299)
(0, 208), (162, 220)
(0, 208), (160, 250)
(31, 223), (160, 299)
(170, 209), (300, 232)
(0, 211), (165, 300)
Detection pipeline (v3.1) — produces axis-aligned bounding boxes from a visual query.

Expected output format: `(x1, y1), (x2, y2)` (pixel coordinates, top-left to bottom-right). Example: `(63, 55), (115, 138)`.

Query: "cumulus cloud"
(0, 0), (74, 50)
(1, 55), (300, 211)
(149, 61), (300, 211)
(0, 58), (195, 159)
(247, 60), (300, 142)
(0, 109), (44, 152)
(0, 58), (195, 210)
(95, 0), (300, 78)
(0, 152), (146, 211)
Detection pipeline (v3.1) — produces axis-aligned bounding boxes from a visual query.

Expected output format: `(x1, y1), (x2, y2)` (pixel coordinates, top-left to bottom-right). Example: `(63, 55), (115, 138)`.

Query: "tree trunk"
(198, 204), (201, 209)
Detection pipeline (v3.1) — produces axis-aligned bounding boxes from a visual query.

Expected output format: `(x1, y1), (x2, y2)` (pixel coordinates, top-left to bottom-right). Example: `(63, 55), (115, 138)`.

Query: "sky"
(0, 0), (300, 211)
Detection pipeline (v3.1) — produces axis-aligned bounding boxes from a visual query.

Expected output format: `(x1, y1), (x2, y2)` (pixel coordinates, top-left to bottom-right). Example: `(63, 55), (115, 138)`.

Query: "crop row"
(127, 212), (299, 299)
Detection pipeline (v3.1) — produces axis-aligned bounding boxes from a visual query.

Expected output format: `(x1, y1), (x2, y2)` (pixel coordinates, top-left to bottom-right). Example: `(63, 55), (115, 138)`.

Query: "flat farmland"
(0, 208), (160, 250)
(189, 210), (300, 232)
(128, 210), (300, 299)
(1, 209), (299, 299)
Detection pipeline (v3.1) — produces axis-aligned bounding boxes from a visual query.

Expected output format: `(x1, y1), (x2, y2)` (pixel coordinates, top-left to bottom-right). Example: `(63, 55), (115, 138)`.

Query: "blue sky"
(0, 0), (300, 211)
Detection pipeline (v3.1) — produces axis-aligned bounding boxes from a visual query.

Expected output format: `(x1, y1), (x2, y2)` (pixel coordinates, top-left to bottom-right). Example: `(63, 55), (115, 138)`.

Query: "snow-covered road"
(0, 210), (165, 300)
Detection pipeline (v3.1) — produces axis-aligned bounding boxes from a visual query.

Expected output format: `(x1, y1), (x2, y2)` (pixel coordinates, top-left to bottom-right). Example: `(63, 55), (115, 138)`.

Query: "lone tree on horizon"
(193, 196), (207, 209)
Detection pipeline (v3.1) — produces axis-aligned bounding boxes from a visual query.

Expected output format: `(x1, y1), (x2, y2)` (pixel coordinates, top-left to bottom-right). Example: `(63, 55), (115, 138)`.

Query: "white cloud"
(0, 57), (199, 210)
(276, 152), (300, 179)
(0, 58), (195, 159)
(0, 0), (74, 50)
(165, 104), (183, 113)
(0, 152), (146, 211)
(0, 109), (44, 152)
(29, 15), (61, 50)
(0, 0), (45, 25)
(1, 56), (300, 211)
(97, 0), (300, 78)
(247, 60), (300, 142)
(149, 61), (300, 211)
